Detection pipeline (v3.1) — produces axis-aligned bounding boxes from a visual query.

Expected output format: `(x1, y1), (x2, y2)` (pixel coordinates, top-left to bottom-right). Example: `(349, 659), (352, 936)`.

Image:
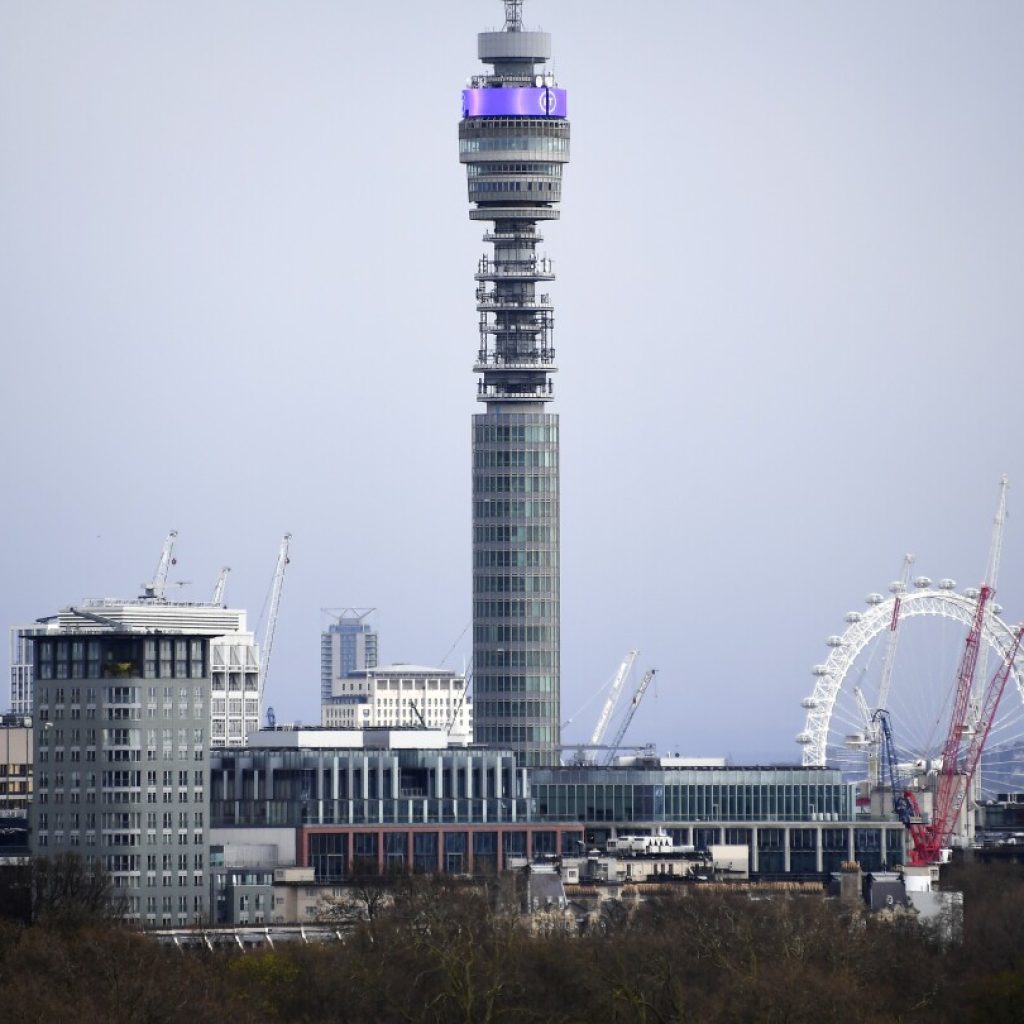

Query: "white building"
(54, 600), (261, 747)
(8, 619), (60, 715)
(322, 664), (472, 744)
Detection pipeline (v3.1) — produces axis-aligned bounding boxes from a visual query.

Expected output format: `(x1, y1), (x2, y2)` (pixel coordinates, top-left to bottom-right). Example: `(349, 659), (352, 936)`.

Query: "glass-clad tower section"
(460, 1), (569, 767)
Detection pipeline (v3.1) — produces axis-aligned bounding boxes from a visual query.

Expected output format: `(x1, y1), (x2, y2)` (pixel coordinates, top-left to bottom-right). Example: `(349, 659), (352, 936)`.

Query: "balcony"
(474, 351), (557, 373)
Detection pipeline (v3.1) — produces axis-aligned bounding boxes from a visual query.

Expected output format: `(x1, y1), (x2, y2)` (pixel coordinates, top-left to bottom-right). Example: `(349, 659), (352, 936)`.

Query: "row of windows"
(475, 700), (557, 720)
(477, 649), (556, 668)
(459, 136), (569, 156)
(474, 624), (557, 643)
(474, 474), (557, 494)
(474, 600), (558, 620)
(474, 450), (556, 469)
(469, 180), (559, 194)
(475, 725), (555, 744)
(474, 550), (556, 568)
(533, 783), (850, 822)
(466, 162), (563, 177)
(474, 499), (556, 520)
(210, 672), (260, 692)
(474, 575), (555, 594)
(475, 525), (554, 544)
(473, 674), (557, 694)
(473, 422), (557, 443)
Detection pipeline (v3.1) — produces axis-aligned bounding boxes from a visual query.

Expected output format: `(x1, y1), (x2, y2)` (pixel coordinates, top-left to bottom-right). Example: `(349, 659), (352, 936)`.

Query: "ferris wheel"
(796, 577), (1024, 798)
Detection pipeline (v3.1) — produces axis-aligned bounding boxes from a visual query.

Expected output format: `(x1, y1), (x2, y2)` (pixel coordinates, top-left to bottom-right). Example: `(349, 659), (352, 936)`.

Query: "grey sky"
(2, 1), (1022, 762)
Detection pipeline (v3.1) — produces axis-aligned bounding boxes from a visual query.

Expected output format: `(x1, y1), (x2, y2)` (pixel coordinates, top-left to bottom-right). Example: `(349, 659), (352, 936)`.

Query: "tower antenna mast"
(503, 0), (524, 31)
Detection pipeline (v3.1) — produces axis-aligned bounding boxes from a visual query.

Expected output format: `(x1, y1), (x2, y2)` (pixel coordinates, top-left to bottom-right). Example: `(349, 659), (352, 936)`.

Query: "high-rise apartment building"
(54, 602), (260, 747)
(320, 609), (378, 704)
(461, 0), (569, 766)
(29, 629), (212, 927)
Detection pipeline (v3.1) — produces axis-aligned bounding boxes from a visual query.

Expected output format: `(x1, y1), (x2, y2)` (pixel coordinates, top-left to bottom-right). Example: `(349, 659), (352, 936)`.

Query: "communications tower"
(459, 0), (570, 766)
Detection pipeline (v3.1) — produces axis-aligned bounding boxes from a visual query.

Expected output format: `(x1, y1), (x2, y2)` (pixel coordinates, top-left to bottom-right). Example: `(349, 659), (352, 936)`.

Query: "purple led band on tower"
(462, 88), (568, 119)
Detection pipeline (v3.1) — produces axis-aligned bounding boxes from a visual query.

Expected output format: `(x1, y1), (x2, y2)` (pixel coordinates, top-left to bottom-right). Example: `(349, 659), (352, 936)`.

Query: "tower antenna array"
(503, 0), (524, 31)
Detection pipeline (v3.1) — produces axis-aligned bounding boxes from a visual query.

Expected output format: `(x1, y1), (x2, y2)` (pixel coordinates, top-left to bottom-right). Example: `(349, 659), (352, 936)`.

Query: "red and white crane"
(906, 602), (1023, 865)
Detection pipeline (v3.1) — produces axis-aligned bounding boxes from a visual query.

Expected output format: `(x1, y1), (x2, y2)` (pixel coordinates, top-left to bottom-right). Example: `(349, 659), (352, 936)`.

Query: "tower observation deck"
(460, 0), (569, 767)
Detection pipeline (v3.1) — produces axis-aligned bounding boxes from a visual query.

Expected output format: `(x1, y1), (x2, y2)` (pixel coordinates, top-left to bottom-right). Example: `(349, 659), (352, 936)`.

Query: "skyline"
(2, 1), (1023, 763)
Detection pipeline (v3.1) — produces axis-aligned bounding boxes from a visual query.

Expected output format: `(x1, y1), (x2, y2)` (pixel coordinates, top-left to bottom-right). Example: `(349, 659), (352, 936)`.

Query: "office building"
(321, 664), (471, 743)
(461, 0), (569, 766)
(320, 609), (378, 704)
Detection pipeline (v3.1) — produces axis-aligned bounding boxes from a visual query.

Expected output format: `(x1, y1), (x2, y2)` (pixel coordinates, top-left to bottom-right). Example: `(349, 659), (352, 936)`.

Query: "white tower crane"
(140, 530), (178, 600)
(604, 668), (658, 765)
(974, 475), (1009, 700)
(211, 566), (231, 606)
(259, 534), (292, 702)
(590, 650), (639, 748)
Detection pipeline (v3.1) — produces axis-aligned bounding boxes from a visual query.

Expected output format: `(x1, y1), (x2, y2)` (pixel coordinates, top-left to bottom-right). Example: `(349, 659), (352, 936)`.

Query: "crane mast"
(591, 650), (639, 748)
(211, 566), (231, 606)
(604, 668), (657, 765)
(973, 475), (1009, 703)
(907, 583), (990, 864)
(868, 554), (914, 786)
(140, 530), (178, 600)
(259, 534), (292, 702)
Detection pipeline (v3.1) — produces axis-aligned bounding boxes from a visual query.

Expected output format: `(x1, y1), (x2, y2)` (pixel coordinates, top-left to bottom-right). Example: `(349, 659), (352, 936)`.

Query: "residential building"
(30, 628), (212, 926)
(54, 601), (260, 747)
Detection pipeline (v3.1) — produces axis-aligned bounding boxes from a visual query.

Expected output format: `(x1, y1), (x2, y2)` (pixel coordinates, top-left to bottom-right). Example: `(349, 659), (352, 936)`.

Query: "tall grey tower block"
(460, 1), (569, 767)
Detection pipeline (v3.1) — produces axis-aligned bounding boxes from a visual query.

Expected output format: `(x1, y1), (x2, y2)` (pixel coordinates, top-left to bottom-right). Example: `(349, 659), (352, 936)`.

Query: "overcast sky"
(2, 1), (1022, 763)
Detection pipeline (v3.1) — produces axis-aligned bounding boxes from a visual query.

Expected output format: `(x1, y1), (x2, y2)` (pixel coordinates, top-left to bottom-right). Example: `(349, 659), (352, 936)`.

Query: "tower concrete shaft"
(459, 2), (569, 767)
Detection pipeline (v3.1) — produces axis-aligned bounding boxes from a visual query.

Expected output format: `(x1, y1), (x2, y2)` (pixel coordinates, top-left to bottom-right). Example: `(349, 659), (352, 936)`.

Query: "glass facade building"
(461, 2), (570, 767)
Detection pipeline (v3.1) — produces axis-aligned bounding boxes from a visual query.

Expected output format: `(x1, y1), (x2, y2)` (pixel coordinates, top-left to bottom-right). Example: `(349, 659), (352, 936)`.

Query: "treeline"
(1, 862), (1023, 1023)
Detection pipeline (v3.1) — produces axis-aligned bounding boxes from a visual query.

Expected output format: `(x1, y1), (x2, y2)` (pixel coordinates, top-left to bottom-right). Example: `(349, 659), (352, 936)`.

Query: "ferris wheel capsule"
(845, 611), (862, 623)
(938, 578), (956, 590)
(866, 593), (884, 605)
(914, 576), (932, 589)
(889, 581), (906, 593)
(812, 665), (830, 676)
(801, 697), (819, 709)
(826, 636), (845, 647)
(964, 587), (980, 600)
(796, 732), (812, 744)
(992, 602), (1004, 615)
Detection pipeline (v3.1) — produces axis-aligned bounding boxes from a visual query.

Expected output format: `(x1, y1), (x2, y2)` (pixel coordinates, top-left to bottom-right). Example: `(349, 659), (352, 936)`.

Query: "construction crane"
(973, 475), (1009, 705)
(140, 530), (178, 600)
(905, 614), (1024, 864)
(862, 554), (915, 786)
(445, 663), (472, 734)
(259, 534), (292, 702)
(604, 668), (657, 765)
(590, 650), (639, 749)
(873, 709), (922, 829)
(211, 567), (231, 606)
